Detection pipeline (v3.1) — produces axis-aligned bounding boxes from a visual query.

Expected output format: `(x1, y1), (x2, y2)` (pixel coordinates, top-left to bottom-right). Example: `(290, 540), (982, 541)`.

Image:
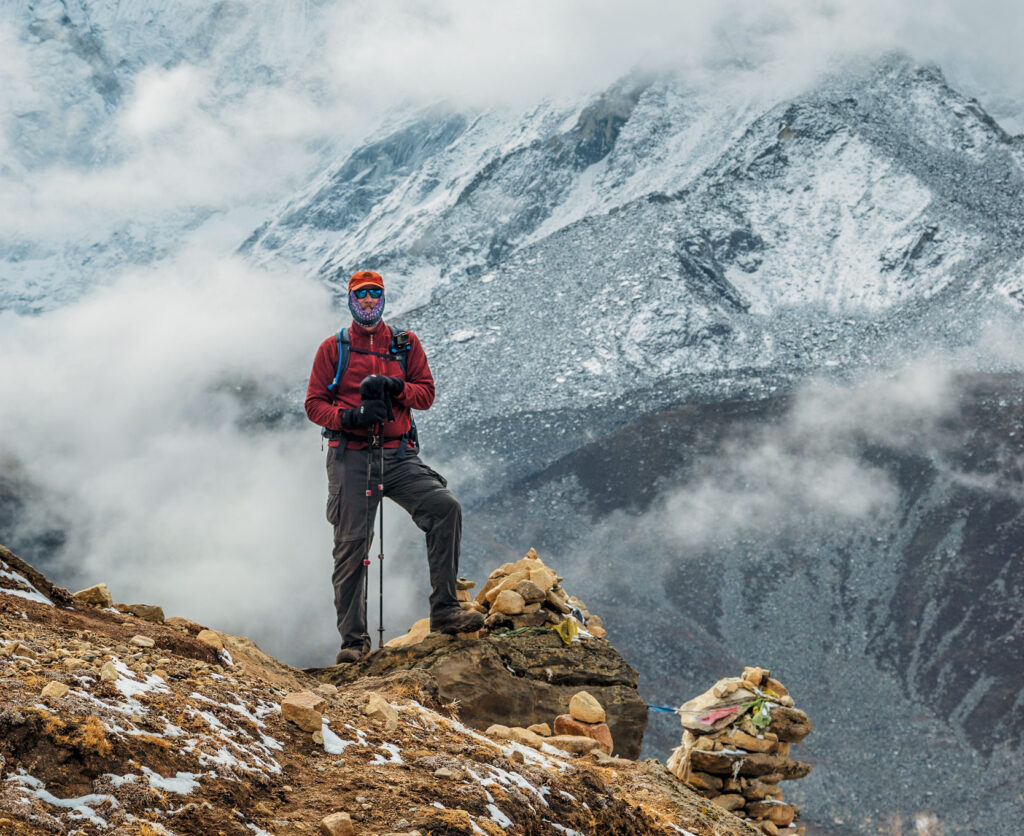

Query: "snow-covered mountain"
(4, 5), (1024, 831)
(242, 56), (1024, 482)
(236, 55), (1024, 834)
(0, 0), (334, 311)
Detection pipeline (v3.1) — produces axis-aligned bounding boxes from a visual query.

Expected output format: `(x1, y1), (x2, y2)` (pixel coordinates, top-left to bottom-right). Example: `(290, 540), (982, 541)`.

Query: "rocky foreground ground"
(0, 544), (763, 836)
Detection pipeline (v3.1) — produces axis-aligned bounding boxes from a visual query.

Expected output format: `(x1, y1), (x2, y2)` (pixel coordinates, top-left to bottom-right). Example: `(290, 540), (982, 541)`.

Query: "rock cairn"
(666, 666), (812, 836)
(387, 548), (606, 648)
(463, 548), (606, 638)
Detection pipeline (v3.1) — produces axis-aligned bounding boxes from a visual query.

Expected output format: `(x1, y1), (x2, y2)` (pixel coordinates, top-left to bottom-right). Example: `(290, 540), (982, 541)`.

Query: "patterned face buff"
(349, 289), (385, 326)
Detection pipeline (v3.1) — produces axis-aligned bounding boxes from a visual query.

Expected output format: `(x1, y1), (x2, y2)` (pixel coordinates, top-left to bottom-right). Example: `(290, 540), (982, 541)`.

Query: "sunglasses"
(352, 287), (383, 299)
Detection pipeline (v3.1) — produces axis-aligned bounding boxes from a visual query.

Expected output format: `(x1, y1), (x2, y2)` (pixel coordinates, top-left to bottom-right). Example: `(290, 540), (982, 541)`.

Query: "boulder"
(543, 590), (571, 614)
(387, 617), (431, 648)
(41, 682), (69, 699)
(546, 735), (601, 755)
(73, 583), (113, 608)
(767, 706), (812, 742)
(711, 793), (746, 812)
(282, 691), (327, 732)
(684, 770), (724, 790)
(514, 580), (546, 604)
(747, 801), (796, 827)
(510, 612), (549, 629)
(320, 812), (354, 836)
(569, 691), (606, 724)
(720, 729), (774, 753)
(118, 604), (165, 623)
(552, 714), (613, 753)
(689, 750), (812, 780)
(100, 662), (118, 682)
(318, 631), (648, 758)
(129, 635), (155, 648)
(491, 590), (525, 615)
(743, 780), (784, 801)
(505, 727), (545, 748)
(196, 630), (224, 653)
(164, 616), (203, 634)
(685, 771), (723, 792)
(527, 723), (551, 737)
(529, 567), (557, 592)
(364, 693), (399, 732)
(485, 572), (529, 603)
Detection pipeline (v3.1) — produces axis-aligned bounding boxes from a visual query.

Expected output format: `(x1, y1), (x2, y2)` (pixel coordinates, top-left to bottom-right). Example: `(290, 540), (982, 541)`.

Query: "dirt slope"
(0, 544), (758, 836)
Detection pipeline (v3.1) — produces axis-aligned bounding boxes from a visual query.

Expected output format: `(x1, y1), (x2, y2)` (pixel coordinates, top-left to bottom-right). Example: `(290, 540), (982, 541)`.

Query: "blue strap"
(648, 704), (681, 714)
(327, 328), (349, 392)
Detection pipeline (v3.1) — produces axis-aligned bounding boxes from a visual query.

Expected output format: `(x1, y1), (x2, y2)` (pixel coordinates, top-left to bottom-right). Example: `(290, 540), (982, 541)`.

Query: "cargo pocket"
(326, 490), (342, 525)
(326, 447), (345, 525)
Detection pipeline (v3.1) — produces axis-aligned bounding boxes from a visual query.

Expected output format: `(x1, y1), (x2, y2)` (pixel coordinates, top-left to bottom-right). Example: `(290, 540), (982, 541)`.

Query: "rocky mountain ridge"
(1, 543), (773, 836)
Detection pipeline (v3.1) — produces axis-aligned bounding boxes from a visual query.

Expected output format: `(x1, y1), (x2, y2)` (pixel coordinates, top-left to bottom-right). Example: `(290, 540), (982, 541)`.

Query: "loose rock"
(320, 811), (354, 836)
(569, 691), (605, 724)
(282, 691), (328, 732)
(73, 583), (113, 608)
(196, 630), (223, 653)
(41, 681), (69, 699)
(364, 693), (399, 732)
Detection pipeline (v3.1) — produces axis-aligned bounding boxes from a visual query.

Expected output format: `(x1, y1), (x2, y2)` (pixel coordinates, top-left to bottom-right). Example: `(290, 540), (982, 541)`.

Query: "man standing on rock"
(305, 270), (484, 664)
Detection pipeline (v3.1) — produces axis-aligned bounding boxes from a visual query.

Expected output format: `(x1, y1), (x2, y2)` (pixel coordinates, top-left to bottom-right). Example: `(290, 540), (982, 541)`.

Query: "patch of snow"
(112, 659), (169, 699)
(486, 803), (513, 829)
(370, 742), (404, 764)
(140, 766), (200, 795)
(0, 563), (53, 606)
(7, 770), (117, 828)
(219, 648), (234, 667)
(451, 329), (477, 343)
(322, 719), (365, 755)
(548, 824), (586, 836)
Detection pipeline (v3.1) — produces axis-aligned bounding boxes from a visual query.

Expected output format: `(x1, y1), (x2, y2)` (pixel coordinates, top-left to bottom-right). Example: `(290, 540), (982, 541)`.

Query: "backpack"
(327, 326), (410, 391)
(323, 326), (419, 455)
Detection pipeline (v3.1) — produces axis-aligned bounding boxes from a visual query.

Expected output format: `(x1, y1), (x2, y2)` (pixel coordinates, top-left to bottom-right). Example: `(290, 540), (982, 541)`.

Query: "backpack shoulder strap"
(388, 326), (411, 374)
(327, 327), (350, 392)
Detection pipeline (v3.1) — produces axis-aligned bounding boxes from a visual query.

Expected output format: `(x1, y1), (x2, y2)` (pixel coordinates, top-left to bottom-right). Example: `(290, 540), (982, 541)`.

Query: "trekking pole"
(362, 427), (377, 654)
(377, 435), (385, 650)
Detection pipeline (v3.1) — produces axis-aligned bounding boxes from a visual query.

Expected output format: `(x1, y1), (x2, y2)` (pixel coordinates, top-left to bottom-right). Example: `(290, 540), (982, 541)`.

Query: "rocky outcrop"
(315, 629), (648, 759)
(0, 543), (758, 836)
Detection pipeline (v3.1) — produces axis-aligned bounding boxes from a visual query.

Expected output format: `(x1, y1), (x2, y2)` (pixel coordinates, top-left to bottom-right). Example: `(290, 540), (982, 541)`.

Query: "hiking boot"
(334, 643), (369, 664)
(430, 608), (485, 635)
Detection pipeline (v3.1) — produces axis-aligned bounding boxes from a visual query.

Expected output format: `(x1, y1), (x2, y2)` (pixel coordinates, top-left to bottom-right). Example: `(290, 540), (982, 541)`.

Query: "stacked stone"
(666, 666), (813, 836)
(461, 548), (607, 638)
(486, 690), (614, 756)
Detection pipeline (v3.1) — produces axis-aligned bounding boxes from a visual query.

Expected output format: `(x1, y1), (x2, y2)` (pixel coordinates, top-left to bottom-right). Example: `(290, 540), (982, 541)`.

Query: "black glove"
(340, 399), (389, 429)
(359, 374), (404, 399)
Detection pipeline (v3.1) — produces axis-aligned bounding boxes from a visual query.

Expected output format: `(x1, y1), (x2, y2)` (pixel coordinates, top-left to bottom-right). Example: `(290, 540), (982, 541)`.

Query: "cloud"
(2, 0), (1022, 244)
(547, 362), (963, 579)
(0, 254), (442, 665)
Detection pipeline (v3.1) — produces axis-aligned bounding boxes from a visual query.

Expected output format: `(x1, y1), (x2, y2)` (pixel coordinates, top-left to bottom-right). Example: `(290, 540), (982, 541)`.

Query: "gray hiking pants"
(325, 447), (461, 649)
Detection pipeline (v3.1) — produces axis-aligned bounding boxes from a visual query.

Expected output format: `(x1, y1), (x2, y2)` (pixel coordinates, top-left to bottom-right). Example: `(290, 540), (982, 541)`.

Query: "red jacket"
(305, 321), (435, 449)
